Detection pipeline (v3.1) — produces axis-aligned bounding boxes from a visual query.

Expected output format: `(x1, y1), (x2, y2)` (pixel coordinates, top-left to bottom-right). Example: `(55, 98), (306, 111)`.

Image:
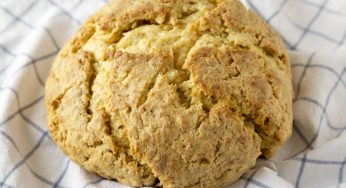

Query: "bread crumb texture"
(45, 0), (292, 187)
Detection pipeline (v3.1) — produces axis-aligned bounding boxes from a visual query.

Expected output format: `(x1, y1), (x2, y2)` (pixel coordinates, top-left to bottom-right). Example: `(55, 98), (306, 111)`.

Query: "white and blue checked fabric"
(1, 0), (346, 187)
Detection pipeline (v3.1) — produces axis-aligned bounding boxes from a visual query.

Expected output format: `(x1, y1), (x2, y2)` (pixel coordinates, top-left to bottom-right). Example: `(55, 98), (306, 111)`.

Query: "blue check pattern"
(1, 0), (346, 187)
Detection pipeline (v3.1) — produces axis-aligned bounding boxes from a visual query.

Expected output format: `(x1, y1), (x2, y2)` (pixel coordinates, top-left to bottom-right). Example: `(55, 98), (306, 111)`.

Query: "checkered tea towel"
(1, 0), (346, 187)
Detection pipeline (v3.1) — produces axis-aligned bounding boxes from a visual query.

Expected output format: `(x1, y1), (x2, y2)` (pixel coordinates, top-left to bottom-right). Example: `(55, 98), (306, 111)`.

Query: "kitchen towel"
(1, 0), (346, 187)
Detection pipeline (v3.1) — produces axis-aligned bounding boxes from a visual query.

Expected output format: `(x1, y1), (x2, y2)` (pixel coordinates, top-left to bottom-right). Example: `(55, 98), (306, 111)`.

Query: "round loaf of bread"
(45, 0), (292, 187)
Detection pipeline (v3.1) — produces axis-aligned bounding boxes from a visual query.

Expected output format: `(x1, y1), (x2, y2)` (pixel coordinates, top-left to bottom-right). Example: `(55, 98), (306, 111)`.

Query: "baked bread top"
(45, 0), (292, 187)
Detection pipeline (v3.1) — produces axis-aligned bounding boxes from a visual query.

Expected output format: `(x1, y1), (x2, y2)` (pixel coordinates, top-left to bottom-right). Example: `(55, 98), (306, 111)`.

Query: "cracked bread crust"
(45, 0), (292, 187)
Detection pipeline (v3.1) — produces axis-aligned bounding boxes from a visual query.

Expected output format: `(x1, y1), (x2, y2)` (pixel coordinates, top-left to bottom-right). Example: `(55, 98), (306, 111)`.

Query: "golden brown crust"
(45, 0), (292, 187)
(128, 75), (261, 187)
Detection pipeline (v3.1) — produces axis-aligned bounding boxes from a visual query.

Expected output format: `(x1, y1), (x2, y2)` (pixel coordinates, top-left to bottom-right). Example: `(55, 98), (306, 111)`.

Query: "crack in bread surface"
(45, 0), (292, 187)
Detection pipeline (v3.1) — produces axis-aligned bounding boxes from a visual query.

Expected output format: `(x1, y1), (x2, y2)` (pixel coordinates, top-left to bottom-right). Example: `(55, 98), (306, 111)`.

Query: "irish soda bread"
(45, 0), (292, 187)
